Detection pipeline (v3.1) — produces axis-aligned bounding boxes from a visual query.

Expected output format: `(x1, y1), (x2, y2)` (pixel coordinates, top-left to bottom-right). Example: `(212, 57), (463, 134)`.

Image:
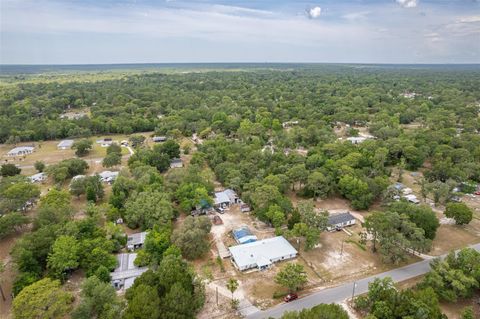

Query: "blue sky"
(1, 0), (479, 64)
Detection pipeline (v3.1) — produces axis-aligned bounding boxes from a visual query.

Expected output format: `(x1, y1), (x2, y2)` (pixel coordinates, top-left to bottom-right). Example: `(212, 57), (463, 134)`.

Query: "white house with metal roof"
(229, 236), (297, 271)
(110, 253), (148, 291)
(7, 146), (34, 157)
(57, 139), (74, 150)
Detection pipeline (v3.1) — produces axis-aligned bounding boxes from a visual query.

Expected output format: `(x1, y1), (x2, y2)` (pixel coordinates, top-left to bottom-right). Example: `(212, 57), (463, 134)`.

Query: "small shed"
(170, 158), (183, 169)
(7, 146), (34, 157)
(212, 215), (223, 225)
(327, 212), (356, 231)
(57, 139), (74, 150)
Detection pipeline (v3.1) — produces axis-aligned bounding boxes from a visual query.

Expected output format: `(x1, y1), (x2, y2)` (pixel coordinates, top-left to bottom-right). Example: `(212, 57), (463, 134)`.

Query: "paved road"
(247, 243), (480, 319)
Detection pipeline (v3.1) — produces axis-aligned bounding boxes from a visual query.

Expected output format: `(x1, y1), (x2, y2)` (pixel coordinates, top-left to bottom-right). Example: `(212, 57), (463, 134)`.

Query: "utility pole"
(351, 281), (357, 300)
(216, 287), (218, 306)
(340, 240), (344, 256)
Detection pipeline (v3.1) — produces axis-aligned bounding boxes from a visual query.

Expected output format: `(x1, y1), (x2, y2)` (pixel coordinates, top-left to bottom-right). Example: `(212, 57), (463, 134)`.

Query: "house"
(214, 189), (240, 207)
(7, 146), (34, 157)
(152, 136), (167, 143)
(57, 139), (74, 150)
(170, 158), (183, 169)
(72, 174), (86, 181)
(393, 182), (405, 191)
(240, 203), (251, 213)
(327, 212), (356, 231)
(110, 253), (148, 291)
(229, 236), (298, 271)
(96, 138), (113, 147)
(346, 137), (367, 144)
(232, 226), (258, 244)
(98, 171), (119, 183)
(402, 188), (413, 195)
(404, 194), (420, 204)
(127, 232), (148, 251)
(29, 172), (47, 183)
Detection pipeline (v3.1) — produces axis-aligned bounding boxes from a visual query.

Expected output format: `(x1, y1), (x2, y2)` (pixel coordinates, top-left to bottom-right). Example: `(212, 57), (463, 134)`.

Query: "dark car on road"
(284, 293), (298, 302)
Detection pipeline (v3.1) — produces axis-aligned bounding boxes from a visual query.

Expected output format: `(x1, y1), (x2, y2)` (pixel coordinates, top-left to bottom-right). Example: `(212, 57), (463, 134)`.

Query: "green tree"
(12, 278), (73, 319)
(72, 276), (123, 319)
(47, 235), (79, 280)
(34, 161), (46, 173)
(123, 284), (161, 319)
(445, 202), (473, 225)
(226, 278), (239, 300)
(306, 171), (331, 200)
(102, 152), (121, 168)
(275, 263), (308, 293)
(172, 216), (211, 260)
(0, 163), (21, 177)
(124, 190), (174, 230)
(461, 307), (474, 319)
(0, 212), (30, 238)
(338, 175), (373, 210)
(73, 139), (93, 157)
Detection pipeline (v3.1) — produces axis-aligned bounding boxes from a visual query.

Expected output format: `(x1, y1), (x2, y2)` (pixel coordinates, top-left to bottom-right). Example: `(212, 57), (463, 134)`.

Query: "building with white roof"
(229, 236), (297, 271)
(98, 171), (119, 183)
(7, 146), (34, 157)
(29, 172), (47, 183)
(127, 232), (148, 251)
(111, 253), (148, 291)
(57, 139), (74, 150)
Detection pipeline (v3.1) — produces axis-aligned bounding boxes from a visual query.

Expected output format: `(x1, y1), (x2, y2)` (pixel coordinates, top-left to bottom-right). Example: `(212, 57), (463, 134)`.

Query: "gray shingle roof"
(327, 212), (356, 226)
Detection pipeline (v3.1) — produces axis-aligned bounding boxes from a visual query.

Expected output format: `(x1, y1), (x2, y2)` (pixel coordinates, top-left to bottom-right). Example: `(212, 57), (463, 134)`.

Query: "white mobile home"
(229, 236), (297, 271)
(7, 146), (34, 157)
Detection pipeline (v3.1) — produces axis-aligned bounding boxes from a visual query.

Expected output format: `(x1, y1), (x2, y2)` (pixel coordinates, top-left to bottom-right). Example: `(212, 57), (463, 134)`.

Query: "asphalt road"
(247, 243), (480, 319)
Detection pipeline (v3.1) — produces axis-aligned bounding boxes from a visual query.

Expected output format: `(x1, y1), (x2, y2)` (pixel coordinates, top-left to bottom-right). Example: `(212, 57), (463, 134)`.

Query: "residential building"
(98, 171), (119, 183)
(127, 232), (148, 251)
(111, 253), (148, 291)
(327, 212), (356, 231)
(152, 136), (167, 143)
(214, 189), (240, 207)
(7, 146), (34, 157)
(57, 139), (74, 150)
(29, 172), (47, 183)
(229, 236), (298, 271)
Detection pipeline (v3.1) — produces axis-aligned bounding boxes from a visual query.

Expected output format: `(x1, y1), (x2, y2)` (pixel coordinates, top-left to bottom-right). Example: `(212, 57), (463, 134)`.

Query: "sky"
(0, 0), (479, 64)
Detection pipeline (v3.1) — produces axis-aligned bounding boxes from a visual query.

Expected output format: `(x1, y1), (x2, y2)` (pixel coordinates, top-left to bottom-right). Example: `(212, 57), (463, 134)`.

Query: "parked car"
(215, 207), (225, 214)
(474, 191), (480, 196)
(284, 293), (298, 302)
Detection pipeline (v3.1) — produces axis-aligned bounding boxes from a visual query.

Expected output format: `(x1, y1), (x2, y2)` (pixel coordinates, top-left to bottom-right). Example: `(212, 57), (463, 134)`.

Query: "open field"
(0, 132), (153, 171)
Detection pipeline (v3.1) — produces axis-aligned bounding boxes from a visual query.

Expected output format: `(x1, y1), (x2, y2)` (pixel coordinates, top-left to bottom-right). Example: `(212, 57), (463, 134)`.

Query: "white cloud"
(307, 6), (322, 19)
(396, 0), (418, 8)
